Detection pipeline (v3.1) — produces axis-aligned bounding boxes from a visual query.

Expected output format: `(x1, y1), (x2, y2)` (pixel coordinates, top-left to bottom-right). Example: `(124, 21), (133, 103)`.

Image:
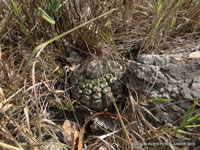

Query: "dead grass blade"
(77, 110), (113, 150)
(32, 60), (42, 143)
(0, 142), (24, 150)
(43, 126), (68, 150)
(0, 9), (14, 38)
(0, 122), (24, 150)
(111, 96), (135, 150)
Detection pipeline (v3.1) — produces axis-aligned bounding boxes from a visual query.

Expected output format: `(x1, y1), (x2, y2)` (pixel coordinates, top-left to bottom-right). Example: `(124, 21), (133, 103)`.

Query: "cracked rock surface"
(127, 54), (200, 125)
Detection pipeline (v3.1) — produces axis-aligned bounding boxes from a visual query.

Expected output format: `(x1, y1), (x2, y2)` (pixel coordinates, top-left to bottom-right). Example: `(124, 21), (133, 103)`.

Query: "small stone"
(137, 55), (155, 65)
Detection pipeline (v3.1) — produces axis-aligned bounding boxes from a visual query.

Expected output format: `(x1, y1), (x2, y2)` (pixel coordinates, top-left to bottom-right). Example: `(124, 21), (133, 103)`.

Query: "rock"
(127, 54), (200, 125)
(90, 116), (116, 134)
(62, 120), (79, 143)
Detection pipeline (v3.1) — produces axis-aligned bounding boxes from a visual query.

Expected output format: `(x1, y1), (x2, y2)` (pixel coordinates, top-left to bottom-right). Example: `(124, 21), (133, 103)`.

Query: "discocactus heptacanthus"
(72, 58), (125, 111)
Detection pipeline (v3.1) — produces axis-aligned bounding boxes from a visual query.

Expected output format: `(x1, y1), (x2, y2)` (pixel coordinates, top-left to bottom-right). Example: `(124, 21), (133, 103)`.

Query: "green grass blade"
(186, 124), (200, 128)
(177, 129), (194, 135)
(153, 15), (163, 32)
(10, 0), (20, 16)
(179, 100), (198, 128)
(174, 133), (192, 140)
(187, 113), (200, 124)
(170, 16), (176, 29)
(157, 0), (162, 5)
(38, 7), (55, 24)
(52, 0), (61, 12)
(147, 99), (171, 102)
(177, 0), (184, 7)
(100, 30), (111, 44)
(21, 24), (29, 36)
(157, 3), (162, 15)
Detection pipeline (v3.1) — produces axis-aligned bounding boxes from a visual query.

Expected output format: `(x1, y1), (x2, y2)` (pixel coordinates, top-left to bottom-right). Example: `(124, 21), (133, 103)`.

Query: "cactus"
(72, 58), (125, 111)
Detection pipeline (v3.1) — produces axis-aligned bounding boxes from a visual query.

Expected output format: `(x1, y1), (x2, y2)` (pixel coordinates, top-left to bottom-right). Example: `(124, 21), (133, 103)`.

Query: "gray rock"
(127, 54), (200, 125)
(90, 116), (116, 134)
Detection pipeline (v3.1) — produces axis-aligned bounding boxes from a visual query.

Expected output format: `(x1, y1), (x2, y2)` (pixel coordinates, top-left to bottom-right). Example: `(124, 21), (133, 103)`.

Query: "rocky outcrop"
(127, 54), (200, 125)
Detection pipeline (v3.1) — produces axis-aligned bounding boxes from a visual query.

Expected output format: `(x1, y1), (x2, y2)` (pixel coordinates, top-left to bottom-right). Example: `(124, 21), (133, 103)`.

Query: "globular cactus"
(72, 58), (125, 111)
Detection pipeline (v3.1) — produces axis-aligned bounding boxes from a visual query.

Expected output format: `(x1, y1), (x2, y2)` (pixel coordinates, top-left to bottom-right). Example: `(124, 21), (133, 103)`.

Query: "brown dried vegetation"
(0, 0), (200, 150)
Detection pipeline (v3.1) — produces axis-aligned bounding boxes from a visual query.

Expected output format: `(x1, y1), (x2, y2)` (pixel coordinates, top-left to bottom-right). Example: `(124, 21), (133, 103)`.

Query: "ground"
(0, 1), (200, 150)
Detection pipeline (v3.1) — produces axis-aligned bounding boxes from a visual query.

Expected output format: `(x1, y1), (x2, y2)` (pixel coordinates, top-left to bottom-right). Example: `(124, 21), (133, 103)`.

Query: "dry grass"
(0, 0), (200, 150)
